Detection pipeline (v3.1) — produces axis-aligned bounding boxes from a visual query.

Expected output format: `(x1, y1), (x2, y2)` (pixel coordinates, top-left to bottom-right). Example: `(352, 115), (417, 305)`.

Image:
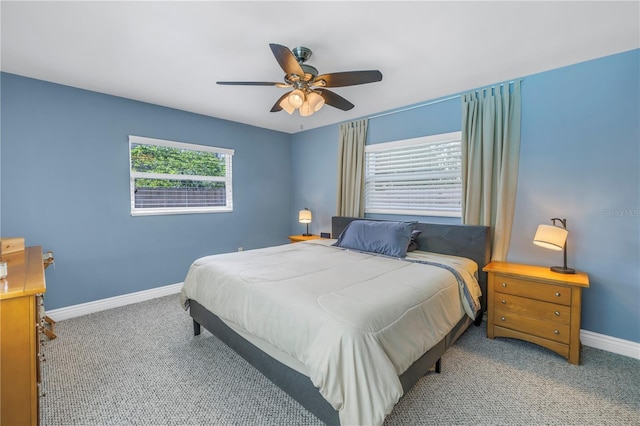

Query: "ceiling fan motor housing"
(292, 46), (313, 63)
(291, 47), (318, 81)
(301, 64), (318, 81)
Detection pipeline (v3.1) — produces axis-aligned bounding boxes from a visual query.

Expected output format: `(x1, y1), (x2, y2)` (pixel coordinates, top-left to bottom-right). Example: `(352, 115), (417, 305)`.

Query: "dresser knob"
(502, 283), (507, 287)
(500, 316), (506, 321)
(555, 292), (561, 297)
(554, 330), (560, 335)
(501, 300), (506, 304)
(555, 311), (560, 316)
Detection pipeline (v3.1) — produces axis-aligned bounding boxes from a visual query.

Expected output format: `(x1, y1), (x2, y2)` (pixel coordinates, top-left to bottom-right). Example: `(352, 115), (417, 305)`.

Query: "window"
(129, 136), (234, 216)
(364, 131), (462, 217)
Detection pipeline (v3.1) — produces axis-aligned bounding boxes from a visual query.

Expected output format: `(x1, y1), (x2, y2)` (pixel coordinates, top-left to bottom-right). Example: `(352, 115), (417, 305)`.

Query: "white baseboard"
(581, 329), (640, 360)
(45, 282), (183, 322)
(46, 285), (639, 360)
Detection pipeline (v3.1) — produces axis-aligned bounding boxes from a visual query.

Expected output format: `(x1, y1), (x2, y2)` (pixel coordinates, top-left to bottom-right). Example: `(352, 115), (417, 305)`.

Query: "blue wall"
(2, 49), (638, 344)
(1, 73), (292, 310)
(291, 49), (640, 343)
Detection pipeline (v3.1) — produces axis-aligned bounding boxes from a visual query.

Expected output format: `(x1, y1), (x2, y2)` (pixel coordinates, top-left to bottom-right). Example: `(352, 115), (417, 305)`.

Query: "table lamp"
(299, 208), (312, 236)
(533, 217), (575, 274)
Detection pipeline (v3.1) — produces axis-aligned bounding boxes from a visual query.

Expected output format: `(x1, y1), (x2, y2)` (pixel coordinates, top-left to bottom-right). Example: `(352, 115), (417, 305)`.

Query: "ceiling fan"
(217, 43), (383, 116)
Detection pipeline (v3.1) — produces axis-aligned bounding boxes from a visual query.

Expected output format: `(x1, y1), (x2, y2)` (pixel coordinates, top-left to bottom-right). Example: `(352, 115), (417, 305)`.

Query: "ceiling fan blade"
(269, 43), (305, 76)
(270, 92), (291, 112)
(217, 81), (282, 86)
(317, 89), (354, 111)
(313, 70), (383, 88)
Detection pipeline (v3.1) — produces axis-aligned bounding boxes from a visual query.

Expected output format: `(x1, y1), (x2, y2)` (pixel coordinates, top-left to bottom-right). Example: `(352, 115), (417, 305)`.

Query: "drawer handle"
(555, 311), (560, 316)
(554, 330), (560, 335)
(502, 283), (507, 287)
(555, 292), (561, 297)
(500, 316), (506, 321)
(501, 300), (506, 304)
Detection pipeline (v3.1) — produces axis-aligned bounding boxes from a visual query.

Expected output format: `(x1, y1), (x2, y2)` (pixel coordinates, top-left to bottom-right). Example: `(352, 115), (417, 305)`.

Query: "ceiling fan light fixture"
(288, 89), (305, 108)
(279, 97), (295, 114)
(307, 91), (325, 112)
(299, 100), (313, 117)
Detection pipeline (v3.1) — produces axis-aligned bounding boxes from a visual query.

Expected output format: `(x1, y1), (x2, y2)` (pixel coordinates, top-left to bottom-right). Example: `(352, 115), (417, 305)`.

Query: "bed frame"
(188, 217), (491, 425)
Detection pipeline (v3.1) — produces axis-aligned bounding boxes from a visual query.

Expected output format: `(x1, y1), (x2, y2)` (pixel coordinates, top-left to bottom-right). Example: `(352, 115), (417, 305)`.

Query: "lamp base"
(302, 233), (312, 237)
(550, 266), (576, 274)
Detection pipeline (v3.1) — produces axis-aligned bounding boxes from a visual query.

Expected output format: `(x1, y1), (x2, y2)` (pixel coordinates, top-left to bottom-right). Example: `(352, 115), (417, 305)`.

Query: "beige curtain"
(336, 119), (368, 217)
(461, 80), (521, 261)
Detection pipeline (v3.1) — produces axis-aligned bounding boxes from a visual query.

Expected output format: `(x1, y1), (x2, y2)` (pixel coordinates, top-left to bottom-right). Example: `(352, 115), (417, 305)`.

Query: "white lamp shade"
(279, 97), (295, 114)
(307, 91), (325, 112)
(533, 224), (568, 251)
(298, 209), (312, 224)
(288, 89), (305, 108)
(299, 100), (313, 117)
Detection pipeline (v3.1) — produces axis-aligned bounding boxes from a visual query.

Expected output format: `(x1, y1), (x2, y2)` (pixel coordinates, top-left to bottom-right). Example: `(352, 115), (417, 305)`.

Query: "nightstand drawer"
(493, 308), (570, 344)
(493, 293), (571, 325)
(494, 275), (571, 306)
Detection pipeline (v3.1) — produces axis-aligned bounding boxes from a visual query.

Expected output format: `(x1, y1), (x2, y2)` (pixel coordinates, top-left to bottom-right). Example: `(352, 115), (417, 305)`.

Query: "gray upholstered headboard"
(331, 216), (492, 313)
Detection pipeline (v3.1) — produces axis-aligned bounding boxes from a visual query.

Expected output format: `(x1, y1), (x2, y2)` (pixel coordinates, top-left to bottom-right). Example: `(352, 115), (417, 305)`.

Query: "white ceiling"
(1, 1), (638, 134)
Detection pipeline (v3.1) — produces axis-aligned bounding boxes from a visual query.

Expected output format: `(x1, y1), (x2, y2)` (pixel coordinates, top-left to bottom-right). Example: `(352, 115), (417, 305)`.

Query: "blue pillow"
(333, 220), (415, 258)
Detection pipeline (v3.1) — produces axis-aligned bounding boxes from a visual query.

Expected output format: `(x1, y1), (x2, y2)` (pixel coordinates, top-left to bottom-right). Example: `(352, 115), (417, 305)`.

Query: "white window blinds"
(364, 131), (462, 217)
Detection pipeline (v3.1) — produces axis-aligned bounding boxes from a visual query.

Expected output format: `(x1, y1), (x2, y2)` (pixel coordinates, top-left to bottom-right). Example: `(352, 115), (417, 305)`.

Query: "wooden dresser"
(484, 261), (589, 365)
(1, 246), (46, 426)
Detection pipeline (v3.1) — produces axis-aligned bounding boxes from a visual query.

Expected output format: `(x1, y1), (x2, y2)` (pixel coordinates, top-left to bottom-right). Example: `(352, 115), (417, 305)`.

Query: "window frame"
(364, 131), (462, 218)
(129, 135), (234, 216)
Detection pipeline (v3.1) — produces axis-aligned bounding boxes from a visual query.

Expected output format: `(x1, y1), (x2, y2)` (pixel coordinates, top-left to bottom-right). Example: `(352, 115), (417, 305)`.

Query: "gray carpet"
(40, 295), (640, 426)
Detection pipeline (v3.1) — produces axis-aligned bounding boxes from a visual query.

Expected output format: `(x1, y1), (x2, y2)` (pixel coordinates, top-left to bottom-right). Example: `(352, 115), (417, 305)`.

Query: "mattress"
(180, 239), (481, 426)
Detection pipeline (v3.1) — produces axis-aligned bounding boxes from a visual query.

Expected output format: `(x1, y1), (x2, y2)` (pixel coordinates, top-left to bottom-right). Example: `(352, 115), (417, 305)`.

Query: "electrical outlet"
(237, 247), (243, 252)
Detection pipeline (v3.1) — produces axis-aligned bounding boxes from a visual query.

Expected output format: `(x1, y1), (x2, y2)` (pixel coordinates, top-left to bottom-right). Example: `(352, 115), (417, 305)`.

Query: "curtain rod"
(367, 79), (521, 120)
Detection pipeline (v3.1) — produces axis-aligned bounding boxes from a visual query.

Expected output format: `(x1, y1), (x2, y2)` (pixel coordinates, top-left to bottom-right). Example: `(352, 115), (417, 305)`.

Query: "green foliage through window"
(131, 144), (225, 188)
(129, 136), (234, 215)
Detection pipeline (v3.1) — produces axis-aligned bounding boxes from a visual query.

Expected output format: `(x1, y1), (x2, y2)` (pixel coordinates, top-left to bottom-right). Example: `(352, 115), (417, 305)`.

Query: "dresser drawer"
(493, 307), (570, 344)
(494, 274), (571, 306)
(493, 293), (571, 325)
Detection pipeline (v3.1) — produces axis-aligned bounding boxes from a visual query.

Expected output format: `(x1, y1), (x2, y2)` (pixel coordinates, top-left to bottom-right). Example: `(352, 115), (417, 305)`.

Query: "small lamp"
(298, 208), (312, 236)
(533, 218), (575, 274)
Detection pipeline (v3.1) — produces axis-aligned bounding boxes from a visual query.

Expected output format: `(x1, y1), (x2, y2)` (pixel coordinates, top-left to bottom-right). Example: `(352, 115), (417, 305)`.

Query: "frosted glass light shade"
(533, 224), (568, 251)
(299, 100), (313, 117)
(288, 89), (305, 108)
(298, 209), (312, 224)
(279, 97), (295, 114)
(307, 92), (325, 112)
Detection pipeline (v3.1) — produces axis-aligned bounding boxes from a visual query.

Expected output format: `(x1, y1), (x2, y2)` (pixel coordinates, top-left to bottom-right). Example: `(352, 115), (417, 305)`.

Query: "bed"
(180, 217), (491, 425)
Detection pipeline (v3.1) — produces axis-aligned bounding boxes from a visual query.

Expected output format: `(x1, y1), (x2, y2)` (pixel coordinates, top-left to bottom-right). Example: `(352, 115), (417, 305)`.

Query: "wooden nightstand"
(288, 235), (322, 243)
(483, 261), (589, 365)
